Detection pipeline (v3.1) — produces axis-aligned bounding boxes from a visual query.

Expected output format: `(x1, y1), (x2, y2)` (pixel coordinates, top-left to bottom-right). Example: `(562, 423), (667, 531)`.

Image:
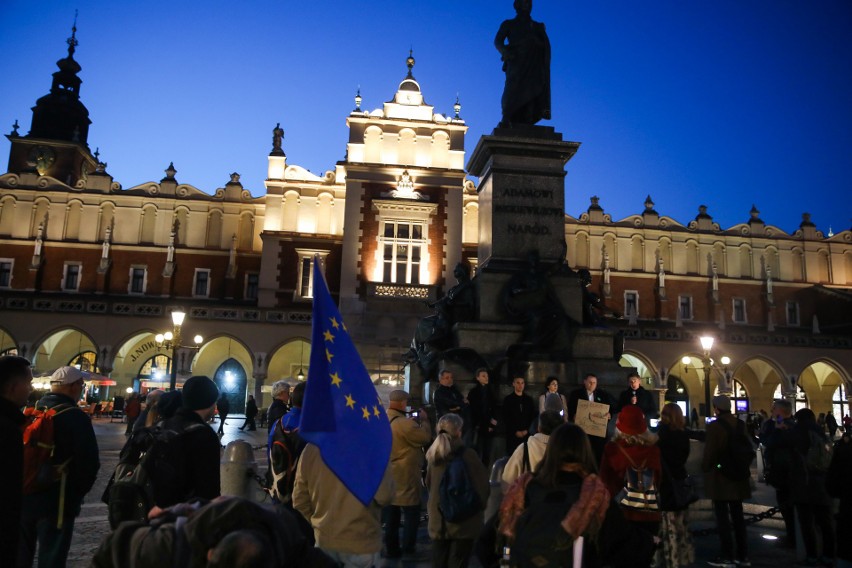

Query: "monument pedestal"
(468, 125), (580, 269)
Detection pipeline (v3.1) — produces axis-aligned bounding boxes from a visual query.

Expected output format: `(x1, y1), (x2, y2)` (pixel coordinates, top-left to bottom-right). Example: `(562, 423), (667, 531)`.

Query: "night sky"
(1, 0), (850, 236)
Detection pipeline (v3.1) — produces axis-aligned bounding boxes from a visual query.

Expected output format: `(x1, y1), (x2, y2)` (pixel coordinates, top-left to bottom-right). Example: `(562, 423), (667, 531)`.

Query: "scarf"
(499, 463), (610, 541)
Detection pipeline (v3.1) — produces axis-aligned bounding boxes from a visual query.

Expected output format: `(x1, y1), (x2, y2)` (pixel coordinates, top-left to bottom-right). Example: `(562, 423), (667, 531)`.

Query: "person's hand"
(631, 396), (637, 405)
(490, 418), (498, 426)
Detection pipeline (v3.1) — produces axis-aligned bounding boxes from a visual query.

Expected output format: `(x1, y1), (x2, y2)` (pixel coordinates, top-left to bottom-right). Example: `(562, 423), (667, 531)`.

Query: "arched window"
(97, 203), (115, 241)
(31, 200), (50, 237)
(833, 384), (848, 424)
(712, 243), (726, 276)
(238, 213), (254, 250)
(792, 249), (805, 281)
(0, 197), (15, 236)
(462, 203), (478, 245)
(214, 358), (247, 414)
(739, 245), (753, 278)
(817, 251), (831, 283)
(575, 233), (590, 268)
(206, 210), (223, 248)
(140, 206), (156, 243)
(686, 241), (699, 274)
(773, 384), (808, 412)
(364, 126), (383, 163)
(175, 208), (189, 246)
(715, 379), (750, 414)
(664, 376), (689, 418)
(631, 236), (644, 271)
(398, 129), (416, 166)
(316, 194), (333, 234)
(137, 354), (172, 389)
(69, 350), (98, 373)
(431, 131), (450, 168)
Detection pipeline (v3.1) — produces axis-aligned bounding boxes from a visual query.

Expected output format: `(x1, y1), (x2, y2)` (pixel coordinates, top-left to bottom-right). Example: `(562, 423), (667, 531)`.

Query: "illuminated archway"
(773, 384), (808, 412)
(214, 358), (248, 414)
(833, 384), (848, 423)
(31, 328), (97, 374)
(619, 352), (656, 382)
(0, 327), (17, 355)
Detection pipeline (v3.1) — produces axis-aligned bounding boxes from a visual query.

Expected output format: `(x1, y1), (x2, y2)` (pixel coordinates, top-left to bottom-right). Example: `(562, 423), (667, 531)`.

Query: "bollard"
(220, 440), (257, 499)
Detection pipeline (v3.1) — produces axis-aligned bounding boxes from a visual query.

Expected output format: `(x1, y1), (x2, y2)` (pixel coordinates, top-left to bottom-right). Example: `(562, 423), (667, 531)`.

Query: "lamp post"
(699, 335), (715, 422)
(155, 309), (203, 391)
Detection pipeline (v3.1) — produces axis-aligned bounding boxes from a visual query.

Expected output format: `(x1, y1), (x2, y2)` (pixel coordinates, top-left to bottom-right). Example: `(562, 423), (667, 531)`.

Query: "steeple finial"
(453, 94), (461, 119)
(406, 48), (415, 79)
(354, 87), (362, 112)
(67, 10), (79, 56)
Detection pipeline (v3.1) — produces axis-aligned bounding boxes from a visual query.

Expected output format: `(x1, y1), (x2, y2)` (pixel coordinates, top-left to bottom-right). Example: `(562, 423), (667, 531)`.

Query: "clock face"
(29, 145), (56, 175)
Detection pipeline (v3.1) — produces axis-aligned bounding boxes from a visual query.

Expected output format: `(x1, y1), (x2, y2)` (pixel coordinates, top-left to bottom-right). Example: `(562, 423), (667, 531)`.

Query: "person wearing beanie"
(702, 394), (752, 567)
(159, 376), (222, 507)
(599, 405), (662, 538)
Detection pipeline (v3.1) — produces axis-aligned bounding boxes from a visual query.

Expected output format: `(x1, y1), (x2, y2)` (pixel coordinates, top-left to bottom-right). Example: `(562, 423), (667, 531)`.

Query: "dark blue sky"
(2, 0), (850, 236)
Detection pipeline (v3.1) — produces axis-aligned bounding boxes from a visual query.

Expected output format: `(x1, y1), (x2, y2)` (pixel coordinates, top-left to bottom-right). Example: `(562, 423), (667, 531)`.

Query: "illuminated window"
(732, 298), (747, 323)
(193, 269), (211, 297)
(678, 295), (693, 320)
(381, 221), (425, 284)
(129, 267), (147, 294)
(786, 301), (800, 327)
(773, 384), (808, 412)
(0, 260), (13, 288)
(624, 291), (639, 317)
(715, 379), (749, 414)
(62, 263), (81, 291)
(294, 249), (329, 301)
(832, 384), (848, 425)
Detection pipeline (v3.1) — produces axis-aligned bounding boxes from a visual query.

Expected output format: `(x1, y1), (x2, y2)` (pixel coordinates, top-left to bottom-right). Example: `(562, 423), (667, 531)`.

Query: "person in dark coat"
(760, 398), (797, 547)
(702, 395), (752, 567)
(19, 366), (100, 568)
(657, 403), (694, 567)
(266, 379), (292, 433)
(826, 429), (852, 566)
(90, 497), (337, 568)
(216, 393), (230, 436)
(160, 376), (222, 506)
(567, 373), (615, 463)
(791, 408), (835, 565)
(0, 356), (33, 567)
(433, 370), (467, 420)
(502, 376), (537, 456)
(239, 394), (258, 431)
(615, 372), (658, 420)
(467, 368), (498, 465)
(826, 411), (838, 439)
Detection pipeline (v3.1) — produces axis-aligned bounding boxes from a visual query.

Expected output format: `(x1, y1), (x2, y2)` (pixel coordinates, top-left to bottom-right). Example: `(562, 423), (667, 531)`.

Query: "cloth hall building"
(1, 34), (850, 419)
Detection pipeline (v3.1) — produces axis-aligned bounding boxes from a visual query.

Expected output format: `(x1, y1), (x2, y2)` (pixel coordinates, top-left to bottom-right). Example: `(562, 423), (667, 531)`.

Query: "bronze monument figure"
(494, 0), (551, 127)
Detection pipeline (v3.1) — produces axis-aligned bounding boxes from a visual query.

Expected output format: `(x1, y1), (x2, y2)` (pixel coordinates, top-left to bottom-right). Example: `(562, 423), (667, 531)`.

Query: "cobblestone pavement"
(67, 424), (807, 567)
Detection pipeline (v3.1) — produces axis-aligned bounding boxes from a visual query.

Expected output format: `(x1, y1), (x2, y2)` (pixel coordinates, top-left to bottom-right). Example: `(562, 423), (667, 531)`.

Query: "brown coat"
(388, 408), (432, 506)
(702, 413), (752, 501)
(293, 443), (394, 555)
(426, 439), (490, 540)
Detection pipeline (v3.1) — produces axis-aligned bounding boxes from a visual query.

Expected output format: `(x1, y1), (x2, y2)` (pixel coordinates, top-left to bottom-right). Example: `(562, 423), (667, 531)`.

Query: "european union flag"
(299, 257), (392, 506)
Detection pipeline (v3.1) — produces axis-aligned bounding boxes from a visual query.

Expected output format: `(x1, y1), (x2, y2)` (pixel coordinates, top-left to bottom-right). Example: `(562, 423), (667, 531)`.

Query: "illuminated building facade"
(1, 34), (850, 418)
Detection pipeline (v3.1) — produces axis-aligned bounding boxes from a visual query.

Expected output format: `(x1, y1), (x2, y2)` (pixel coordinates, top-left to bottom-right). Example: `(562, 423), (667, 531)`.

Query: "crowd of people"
(2, 354), (851, 567)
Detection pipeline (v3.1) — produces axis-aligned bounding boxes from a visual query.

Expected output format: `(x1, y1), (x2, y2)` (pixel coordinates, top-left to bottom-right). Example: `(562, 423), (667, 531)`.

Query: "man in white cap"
(19, 366), (100, 568)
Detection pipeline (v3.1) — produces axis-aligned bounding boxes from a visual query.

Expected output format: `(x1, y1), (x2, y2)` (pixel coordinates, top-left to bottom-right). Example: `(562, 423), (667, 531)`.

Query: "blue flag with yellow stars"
(299, 257), (392, 506)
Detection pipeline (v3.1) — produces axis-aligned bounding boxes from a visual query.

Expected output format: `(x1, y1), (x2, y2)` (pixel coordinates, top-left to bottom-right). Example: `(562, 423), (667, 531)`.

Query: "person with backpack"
(599, 405), (662, 542)
(702, 395), (753, 568)
(425, 412), (489, 568)
(266, 379), (293, 433)
(498, 423), (655, 567)
(383, 389), (432, 559)
(268, 382), (306, 504)
(159, 376), (222, 505)
(502, 410), (563, 489)
(19, 366), (100, 568)
(791, 408), (835, 566)
(0, 355), (33, 567)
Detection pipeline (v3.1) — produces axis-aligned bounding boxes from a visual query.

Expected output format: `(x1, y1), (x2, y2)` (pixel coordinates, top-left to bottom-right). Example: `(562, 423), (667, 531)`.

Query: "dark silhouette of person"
(494, 0), (551, 127)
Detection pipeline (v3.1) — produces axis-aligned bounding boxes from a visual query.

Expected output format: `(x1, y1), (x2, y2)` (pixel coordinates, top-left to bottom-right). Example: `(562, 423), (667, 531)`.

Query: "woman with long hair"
(599, 405), (662, 540)
(499, 423), (655, 567)
(657, 403), (695, 567)
(426, 413), (489, 568)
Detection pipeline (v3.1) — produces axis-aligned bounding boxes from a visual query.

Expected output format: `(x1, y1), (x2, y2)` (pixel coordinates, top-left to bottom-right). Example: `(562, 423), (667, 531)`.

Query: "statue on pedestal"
(494, 0), (551, 127)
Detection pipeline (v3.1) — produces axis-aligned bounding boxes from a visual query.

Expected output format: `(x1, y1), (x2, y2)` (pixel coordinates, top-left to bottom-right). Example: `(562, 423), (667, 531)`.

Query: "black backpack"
(438, 449), (482, 523)
(268, 417), (306, 504)
(102, 423), (204, 528)
(716, 418), (756, 480)
(511, 481), (581, 567)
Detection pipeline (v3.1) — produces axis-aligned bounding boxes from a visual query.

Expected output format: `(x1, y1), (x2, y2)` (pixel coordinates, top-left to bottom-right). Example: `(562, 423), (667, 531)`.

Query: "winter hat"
(181, 375), (219, 410)
(712, 394), (731, 412)
(50, 366), (85, 385)
(616, 405), (647, 436)
(157, 390), (183, 419)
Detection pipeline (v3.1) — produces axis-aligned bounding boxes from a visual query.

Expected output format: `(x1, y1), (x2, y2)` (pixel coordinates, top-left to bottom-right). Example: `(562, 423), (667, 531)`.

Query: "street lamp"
(155, 309), (203, 391)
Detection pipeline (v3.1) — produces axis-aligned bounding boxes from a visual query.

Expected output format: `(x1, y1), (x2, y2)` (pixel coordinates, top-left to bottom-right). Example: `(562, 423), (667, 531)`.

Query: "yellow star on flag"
(329, 317), (340, 330)
(323, 329), (335, 343)
(330, 372), (342, 387)
(325, 348), (334, 363)
(362, 406), (371, 420)
(345, 394), (356, 409)
(373, 405), (380, 417)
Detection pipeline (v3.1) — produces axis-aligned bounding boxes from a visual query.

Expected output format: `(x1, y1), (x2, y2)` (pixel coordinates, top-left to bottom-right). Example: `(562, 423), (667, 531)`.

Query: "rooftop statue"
(494, 0), (551, 127)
